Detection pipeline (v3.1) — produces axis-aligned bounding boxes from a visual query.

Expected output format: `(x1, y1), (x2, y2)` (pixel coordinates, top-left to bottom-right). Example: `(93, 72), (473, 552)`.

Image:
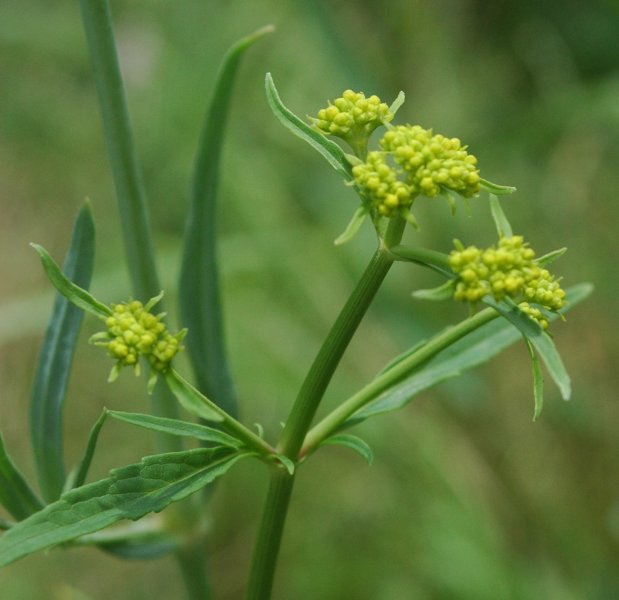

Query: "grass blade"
(79, 0), (160, 302)
(30, 203), (97, 501)
(180, 26), (273, 417)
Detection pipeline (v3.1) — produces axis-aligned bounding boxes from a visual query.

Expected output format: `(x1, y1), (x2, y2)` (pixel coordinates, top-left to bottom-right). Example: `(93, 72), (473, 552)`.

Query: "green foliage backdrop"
(1, 1), (617, 598)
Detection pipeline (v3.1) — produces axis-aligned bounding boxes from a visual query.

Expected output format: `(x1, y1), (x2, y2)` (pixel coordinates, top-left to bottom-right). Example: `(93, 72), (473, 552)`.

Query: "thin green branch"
(246, 217), (406, 599)
(277, 217), (406, 459)
(301, 307), (500, 455)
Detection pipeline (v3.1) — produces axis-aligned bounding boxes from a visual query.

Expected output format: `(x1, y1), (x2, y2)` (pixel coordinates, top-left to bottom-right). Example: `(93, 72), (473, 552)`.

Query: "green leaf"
(31, 243), (111, 320)
(321, 434), (374, 465)
(0, 447), (247, 568)
(30, 203), (97, 502)
(483, 297), (571, 400)
(479, 178), (516, 195)
(164, 370), (224, 423)
(81, 518), (180, 560)
(345, 284), (590, 426)
(0, 431), (44, 521)
(388, 91), (405, 116)
(180, 26), (274, 419)
(107, 410), (243, 448)
(334, 206), (368, 245)
(412, 279), (455, 301)
(265, 73), (352, 179)
(274, 454), (295, 475)
(536, 247), (567, 267)
(66, 410), (109, 491)
(489, 194), (513, 238)
(525, 339), (544, 421)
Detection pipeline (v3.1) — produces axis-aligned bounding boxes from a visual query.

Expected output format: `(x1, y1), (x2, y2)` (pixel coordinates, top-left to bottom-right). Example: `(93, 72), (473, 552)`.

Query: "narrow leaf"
(321, 434), (374, 465)
(412, 279), (455, 301)
(483, 297), (571, 400)
(346, 284), (590, 426)
(81, 518), (180, 560)
(164, 370), (224, 423)
(265, 73), (352, 179)
(489, 194), (513, 238)
(536, 247), (567, 267)
(388, 91), (405, 116)
(525, 339), (544, 421)
(479, 178), (516, 195)
(67, 410), (109, 491)
(107, 410), (242, 448)
(334, 206), (368, 245)
(31, 243), (110, 319)
(274, 454), (295, 475)
(30, 203), (97, 502)
(0, 431), (44, 521)
(180, 27), (273, 419)
(0, 447), (247, 568)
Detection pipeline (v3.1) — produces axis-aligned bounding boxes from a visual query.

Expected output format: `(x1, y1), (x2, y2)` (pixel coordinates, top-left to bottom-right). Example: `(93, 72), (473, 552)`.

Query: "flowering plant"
(0, 6), (590, 600)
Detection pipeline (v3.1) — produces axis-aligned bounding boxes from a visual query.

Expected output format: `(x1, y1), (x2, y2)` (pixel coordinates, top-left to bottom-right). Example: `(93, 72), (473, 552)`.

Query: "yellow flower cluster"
(449, 236), (566, 326)
(93, 299), (185, 378)
(351, 152), (413, 216)
(313, 90), (393, 141)
(380, 125), (480, 198)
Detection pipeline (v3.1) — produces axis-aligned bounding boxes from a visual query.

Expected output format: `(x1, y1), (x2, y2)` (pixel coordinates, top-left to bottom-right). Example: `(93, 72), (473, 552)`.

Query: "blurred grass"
(1, 1), (618, 598)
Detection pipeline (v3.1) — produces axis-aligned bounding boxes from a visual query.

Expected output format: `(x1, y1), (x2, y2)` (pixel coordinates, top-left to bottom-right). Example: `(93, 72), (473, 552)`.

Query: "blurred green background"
(1, 1), (618, 598)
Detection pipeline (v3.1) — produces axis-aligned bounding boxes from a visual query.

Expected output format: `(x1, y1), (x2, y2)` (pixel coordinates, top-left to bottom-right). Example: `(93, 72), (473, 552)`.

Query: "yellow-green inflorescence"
(311, 90), (481, 222)
(449, 235), (566, 328)
(312, 90), (394, 154)
(91, 296), (186, 382)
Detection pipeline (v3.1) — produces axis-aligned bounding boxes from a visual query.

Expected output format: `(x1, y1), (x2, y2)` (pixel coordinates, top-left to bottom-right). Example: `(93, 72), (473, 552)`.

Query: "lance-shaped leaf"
(489, 194), (513, 238)
(31, 243), (110, 320)
(106, 410), (243, 449)
(483, 296), (571, 400)
(66, 410), (108, 491)
(536, 247), (567, 267)
(321, 434), (374, 465)
(164, 370), (225, 423)
(0, 447), (248, 568)
(344, 284), (590, 427)
(479, 178), (516, 195)
(265, 73), (352, 179)
(334, 206), (368, 246)
(30, 203), (97, 502)
(525, 339), (545, 421)
(180, 26), (274, 419)
(0, 431), (44, 521)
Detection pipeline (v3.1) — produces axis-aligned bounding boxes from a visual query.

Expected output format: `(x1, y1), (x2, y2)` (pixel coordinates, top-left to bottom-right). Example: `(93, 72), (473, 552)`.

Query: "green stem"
(245, 469), (295, 600)
(246, 217), (406, 599)
(78, 0), (160, 302)
(277, 216), (406, 459)
(388, 244), (452, 276)
(175, 536), (213, 600)
(301, 307), (500, 456)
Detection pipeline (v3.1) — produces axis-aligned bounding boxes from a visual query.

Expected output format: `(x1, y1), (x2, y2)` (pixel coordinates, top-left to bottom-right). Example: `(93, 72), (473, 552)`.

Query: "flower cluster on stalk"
(90, 296), (186, 382)
(449, 235), (566, 328)
(311, 91), (481, 225)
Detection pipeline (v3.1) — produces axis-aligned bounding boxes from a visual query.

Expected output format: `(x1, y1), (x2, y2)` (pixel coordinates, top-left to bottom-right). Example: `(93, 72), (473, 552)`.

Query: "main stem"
(245, 217), (406, 599)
